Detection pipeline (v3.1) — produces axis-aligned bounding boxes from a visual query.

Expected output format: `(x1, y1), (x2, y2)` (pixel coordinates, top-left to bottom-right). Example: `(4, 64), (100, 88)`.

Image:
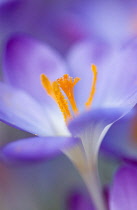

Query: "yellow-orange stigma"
(40, 64), (98, 123)
(52, 81), (72, 122)
(85, 64), (97, 108)
(57, 74), (80, 114)
(40, 74), (79, 123)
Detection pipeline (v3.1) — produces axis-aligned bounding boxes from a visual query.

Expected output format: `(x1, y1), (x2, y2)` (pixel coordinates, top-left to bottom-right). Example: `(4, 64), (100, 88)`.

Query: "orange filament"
(57, 74), (80, 114)
(85, 64), (98, 108)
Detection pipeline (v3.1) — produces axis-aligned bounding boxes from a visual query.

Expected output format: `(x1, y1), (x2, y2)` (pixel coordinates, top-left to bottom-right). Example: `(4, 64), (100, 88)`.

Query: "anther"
(40, 74), (55, 99)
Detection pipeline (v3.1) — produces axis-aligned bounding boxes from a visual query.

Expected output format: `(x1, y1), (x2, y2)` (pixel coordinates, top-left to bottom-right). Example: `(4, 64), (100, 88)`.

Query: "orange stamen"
(52, 81), (72, 123)
(40, 74), (55, 100)
(57, 74), (80, 114)
(40, 65), (98, 123)
(41, 74), (72, 123)
(85, 64), (97, 108)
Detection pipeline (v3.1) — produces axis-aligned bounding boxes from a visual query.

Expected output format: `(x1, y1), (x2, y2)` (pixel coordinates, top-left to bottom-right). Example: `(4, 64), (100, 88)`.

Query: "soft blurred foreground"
(0, 122), (119, 210)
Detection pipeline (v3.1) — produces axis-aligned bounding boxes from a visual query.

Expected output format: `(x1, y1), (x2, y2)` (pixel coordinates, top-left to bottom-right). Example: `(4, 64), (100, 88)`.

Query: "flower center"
(40, 64), (97, 123)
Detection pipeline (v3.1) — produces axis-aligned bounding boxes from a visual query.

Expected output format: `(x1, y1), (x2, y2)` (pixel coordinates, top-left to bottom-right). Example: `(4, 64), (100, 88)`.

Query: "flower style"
(1, 35), (137, 209)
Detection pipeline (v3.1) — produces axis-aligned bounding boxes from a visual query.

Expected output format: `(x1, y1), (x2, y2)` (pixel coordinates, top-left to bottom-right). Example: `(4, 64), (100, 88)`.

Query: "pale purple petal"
(0, 82), (55, 136)
(68, 108), (124, 136)
(109, 166), (137, 210)
(91, 38), (137, 110)
(67, 40), (111, 109)
(0, 0), (89, 54)
(1, 136), (79, 161)
(3, 35), (67, 101)
(89, 1), (132, 46)
(67, 38), (137, 111)
(101, 109), (137, 161)
(68, 108), (124, 164)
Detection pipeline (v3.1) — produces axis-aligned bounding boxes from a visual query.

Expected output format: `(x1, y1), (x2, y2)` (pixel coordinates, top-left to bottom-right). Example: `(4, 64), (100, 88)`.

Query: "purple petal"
(3, 35), (67, 101)
(1, 136), (79, 161)
(68, 108), (124, 136)
(101, 109), (137, 161)
(67, 40), (111, 109)
(90, 1), (132, 46)
(92, 38), (137, 110)
(67, 38), (137, 111)
(68, 108), (124, 176)
(109, 166), (137, 210)
(0, 82), (55, 136)
(0, 0), (89, 54)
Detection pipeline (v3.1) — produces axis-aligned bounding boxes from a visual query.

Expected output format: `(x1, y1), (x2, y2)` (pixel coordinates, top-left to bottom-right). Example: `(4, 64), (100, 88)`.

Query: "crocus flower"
(1, 35), (137, 209)
(67, 165), (137, 210)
